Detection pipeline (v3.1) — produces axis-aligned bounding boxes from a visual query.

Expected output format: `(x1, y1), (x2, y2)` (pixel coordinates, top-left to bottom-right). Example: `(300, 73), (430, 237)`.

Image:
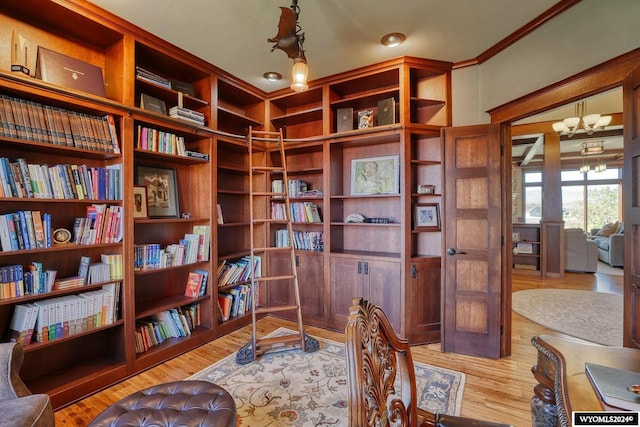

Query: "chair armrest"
(609, 233), (624, 250)
(0, 342), (31, 400)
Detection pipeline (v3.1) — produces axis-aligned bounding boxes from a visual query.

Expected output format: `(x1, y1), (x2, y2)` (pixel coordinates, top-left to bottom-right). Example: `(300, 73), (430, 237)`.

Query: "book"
(585, 363), (640, 411)
(140, 93), (167, 115)
(184, 271), (204, 298)
(35, 47), (106, 97)
(357, 109), (374, 129)
(377, 97), (395, 125)
(336, 107), (353, 132)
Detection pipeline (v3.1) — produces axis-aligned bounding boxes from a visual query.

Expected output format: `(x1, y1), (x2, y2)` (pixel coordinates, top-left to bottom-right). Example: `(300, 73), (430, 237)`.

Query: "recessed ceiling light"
(263, 71), (283, 81)
(381, 32), (406, 48)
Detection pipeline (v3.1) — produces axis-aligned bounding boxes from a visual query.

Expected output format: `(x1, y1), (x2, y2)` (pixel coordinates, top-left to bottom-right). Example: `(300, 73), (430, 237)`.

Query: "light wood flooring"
(54, 271), (623, 427)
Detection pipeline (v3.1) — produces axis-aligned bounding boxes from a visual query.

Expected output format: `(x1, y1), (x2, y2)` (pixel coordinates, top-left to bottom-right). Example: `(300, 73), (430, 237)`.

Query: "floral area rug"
(188, 327), (465, 426)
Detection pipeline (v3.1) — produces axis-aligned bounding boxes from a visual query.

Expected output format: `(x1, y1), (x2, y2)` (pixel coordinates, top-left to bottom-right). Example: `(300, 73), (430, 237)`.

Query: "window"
(523, 171), (542, 223)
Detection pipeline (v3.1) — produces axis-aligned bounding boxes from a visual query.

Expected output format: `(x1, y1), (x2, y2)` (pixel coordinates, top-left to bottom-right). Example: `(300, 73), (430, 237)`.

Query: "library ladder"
(236, 127), (318, 365)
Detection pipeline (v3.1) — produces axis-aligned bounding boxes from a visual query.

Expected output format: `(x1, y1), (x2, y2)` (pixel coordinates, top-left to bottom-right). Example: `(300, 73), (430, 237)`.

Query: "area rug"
(512, 289), (623, 346)
(188, 327), (465, 426)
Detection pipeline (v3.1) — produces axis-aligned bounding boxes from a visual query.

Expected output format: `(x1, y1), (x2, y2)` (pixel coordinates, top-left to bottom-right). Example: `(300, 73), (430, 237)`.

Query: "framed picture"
(516, 243), (533, 254)
(350, 155), (399, 195)
(132, 185), (149, 218)
(136, 166), (179, 218)
(512, 232), (520, 242)
(414, 203), (440, 230)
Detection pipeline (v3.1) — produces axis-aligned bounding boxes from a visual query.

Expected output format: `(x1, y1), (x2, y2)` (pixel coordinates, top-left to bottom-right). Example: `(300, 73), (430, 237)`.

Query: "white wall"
(453, 0), (640, 126)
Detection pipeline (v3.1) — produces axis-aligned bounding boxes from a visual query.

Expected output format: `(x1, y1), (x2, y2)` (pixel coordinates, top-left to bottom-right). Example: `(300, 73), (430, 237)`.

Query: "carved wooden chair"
(345, 297), (511, 427)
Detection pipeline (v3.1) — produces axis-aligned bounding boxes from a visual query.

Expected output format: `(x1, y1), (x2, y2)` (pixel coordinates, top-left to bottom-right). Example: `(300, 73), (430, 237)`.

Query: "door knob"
(447, 248), (467, 256)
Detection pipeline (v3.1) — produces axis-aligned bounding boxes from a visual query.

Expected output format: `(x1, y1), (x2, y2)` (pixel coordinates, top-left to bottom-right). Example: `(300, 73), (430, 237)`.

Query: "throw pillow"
(616, 222), (624, 234)
(596, 222), (619, 236)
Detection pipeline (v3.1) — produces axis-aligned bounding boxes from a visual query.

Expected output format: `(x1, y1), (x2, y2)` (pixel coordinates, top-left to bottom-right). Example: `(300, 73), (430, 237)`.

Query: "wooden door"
(624, 64), (640, 348)
(297, 253), (325, 323)
(441, 124), (507, 358)
(407, 258), (441, 344)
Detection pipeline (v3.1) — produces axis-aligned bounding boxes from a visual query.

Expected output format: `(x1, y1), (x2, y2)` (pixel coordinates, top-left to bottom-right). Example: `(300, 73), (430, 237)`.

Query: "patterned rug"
(512, 289), (623, 346)
(188, 327), (465, 426)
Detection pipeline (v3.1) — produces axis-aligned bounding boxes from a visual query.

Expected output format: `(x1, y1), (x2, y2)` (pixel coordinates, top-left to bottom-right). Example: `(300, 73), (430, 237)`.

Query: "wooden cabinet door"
(329, 256), (365, 327)
(366, 259), (402, 333)
(407, 258), (441, 344)
(297, 254), (326, 323)
(624, 62), (640, 347)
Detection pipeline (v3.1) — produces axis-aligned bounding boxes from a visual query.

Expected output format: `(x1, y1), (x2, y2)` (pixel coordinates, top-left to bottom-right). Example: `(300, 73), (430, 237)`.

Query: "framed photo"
(414, 203), (440, 230)
(350, 155), (399, 195)
(516, 243), (533, 254)
(136, 166), (179, 218)
(512, 232), (520, 242)
(132, 185), (149, 218)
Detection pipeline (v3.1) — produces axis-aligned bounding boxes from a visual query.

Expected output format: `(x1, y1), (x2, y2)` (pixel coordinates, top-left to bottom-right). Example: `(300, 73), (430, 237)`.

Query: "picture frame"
(512, 232), (520, 242)
(516, 242), (533, 254)
(132, 185), (149, 219)
(136, 166), (179, 218)
(350, 155), (400, 195)
(414, 203), (440, 230)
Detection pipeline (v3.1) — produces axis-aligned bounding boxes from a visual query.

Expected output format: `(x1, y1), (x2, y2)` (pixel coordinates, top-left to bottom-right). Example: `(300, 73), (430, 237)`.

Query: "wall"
(453, 0), (640, 126)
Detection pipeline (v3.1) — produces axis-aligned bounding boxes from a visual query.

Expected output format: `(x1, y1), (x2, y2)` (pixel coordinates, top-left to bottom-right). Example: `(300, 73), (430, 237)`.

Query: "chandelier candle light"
(552, 101), (612, 137)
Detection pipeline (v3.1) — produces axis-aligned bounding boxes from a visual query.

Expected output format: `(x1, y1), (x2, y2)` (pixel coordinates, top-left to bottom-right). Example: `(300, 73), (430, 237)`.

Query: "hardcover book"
(357, 109), (374, 129)
(35, 47), (106, 97)
(377, 97), (395, 126)
(140, 93), (167, 115)
(336, 108), (353, 132)
(585, 363), (640, 411)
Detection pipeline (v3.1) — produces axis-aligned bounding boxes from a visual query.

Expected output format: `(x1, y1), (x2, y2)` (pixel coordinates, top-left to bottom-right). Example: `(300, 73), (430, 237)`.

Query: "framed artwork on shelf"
(516, 243), (533, 254)
(414, 203), (440, 231)
(512, 232), (520, 242)
(350, 155), (399, 195)
(133, 185), (149, 218)
(136, 165), (179, 218)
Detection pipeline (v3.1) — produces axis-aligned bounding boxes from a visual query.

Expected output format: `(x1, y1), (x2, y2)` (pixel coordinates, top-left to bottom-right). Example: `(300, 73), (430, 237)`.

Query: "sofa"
(590, 222), (624, 268)
(565, 228), (598, 273)
(0, 342), (54, 427)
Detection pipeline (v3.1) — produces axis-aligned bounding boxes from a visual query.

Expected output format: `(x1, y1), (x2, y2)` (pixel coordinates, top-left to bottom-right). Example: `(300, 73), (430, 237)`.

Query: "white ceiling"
(88, 0), (559, 93)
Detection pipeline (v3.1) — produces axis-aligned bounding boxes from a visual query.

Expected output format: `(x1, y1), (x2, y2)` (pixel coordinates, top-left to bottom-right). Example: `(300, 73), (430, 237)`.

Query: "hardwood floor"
(54, 271), (623, 427)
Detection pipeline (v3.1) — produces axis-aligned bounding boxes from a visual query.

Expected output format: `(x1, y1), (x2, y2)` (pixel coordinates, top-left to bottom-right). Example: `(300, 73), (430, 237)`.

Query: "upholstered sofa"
(0, 342), (55, 427)
(590, 222), (624, 268)
(565, 228), (598, 273)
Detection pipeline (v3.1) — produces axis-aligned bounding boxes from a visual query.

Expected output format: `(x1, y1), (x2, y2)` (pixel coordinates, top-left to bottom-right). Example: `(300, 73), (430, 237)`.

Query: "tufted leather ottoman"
(89, 380), (236, 427)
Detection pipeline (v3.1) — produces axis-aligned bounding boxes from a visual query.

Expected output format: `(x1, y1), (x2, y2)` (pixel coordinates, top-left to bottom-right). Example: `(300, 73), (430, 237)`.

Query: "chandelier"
(579, 141), (606, 173)
(552, 101), (611, 137)
(268, 0), (308, 92)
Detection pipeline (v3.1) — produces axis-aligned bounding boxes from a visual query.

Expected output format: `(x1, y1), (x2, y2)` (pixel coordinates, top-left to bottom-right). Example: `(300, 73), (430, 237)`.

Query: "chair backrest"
(345, 297), (419, 427)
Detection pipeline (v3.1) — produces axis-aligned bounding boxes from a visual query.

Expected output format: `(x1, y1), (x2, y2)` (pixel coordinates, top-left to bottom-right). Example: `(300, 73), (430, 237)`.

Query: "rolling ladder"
(236, 127), (318, 365)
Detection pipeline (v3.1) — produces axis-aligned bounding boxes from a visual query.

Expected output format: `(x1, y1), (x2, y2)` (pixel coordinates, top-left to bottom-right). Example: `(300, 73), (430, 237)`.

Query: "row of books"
(218, 284), (254, 322)
(217, 255), (261, 288)
(136, 125), (187, 156)
(275, 229), (325, 252)
(134, 304), (201, 354)
(0, 210), (52, 252)
(271, 201), (322, 223)
(76, 253), (123, 285)
(0, 263), (56, 300)
(73, 204), (123, 245)
(184, 269), (209, 298)
(0, 94), (120, 153)
(133, 225), (211, 271)
(0, 158), (122, 201)
(271, 179), (310, 198)
(8, 283), (120, 346)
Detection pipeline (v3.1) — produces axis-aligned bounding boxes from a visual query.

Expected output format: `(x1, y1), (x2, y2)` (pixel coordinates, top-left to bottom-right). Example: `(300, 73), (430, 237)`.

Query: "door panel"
(329, 256), (364, 327)
(366, 259), (401, 332)
(442, 124), (506, 359)
(624, 63), (640, 347)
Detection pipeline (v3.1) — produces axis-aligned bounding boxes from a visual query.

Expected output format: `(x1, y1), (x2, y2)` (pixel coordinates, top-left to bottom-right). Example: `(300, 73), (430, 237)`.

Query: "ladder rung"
(252, 166), (284, 172)
(250, 130), (282, 136)
(252, 219), (289, 224)
(255, 333), (303, 352)
(256, 304), (299, 315)
(253, 246), (294, 252)
(257, 274), (296, 282)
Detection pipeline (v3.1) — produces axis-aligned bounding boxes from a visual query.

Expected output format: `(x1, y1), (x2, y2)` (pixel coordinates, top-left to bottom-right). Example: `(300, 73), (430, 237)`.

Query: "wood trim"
(453, 0), (583, 70)
(488, 48), (640, 123)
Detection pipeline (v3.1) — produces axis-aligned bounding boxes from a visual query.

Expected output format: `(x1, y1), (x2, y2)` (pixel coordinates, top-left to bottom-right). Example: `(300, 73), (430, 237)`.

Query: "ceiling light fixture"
(268, 0), (308, 92)
(263, 71), (283, 81)
(579, 141), (607, 173)
(381, 32), (406, 48)
(552, 101), (612, 137)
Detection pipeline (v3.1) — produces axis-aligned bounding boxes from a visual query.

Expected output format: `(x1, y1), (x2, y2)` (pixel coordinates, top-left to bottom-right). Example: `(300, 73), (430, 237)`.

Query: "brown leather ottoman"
(89, 380), (236, 427)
